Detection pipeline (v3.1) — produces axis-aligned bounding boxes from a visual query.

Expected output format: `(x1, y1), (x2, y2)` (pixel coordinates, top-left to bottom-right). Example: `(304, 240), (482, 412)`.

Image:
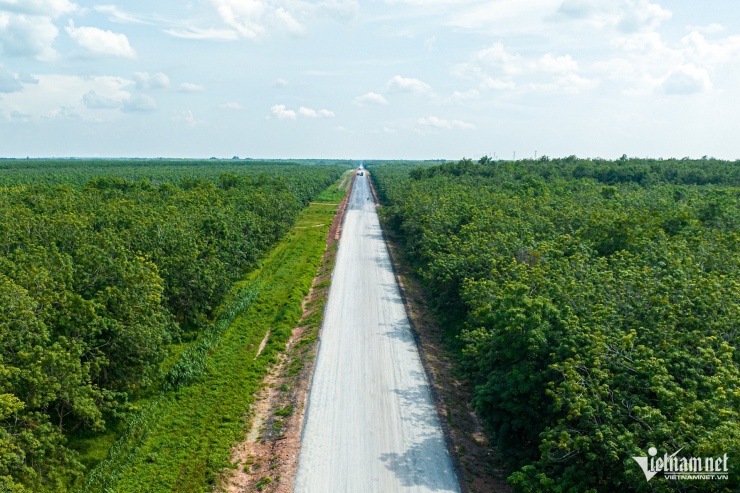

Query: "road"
(294, 172), (460, 493)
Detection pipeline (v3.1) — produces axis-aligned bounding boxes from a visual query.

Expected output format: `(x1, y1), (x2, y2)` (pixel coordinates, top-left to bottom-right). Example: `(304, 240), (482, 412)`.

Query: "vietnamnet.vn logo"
(633, 447), (729, 481)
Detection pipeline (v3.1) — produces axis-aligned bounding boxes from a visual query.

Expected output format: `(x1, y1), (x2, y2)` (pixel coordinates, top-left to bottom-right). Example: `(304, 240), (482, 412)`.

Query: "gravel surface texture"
(294, 173), (460, 493)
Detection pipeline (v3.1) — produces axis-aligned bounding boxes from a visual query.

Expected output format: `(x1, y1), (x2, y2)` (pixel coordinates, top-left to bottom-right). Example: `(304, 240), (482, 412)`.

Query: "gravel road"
(294, 172), (460, 493)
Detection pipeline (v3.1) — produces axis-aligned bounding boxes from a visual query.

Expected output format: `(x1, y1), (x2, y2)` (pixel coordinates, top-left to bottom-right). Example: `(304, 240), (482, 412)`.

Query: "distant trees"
(370, 157), (740, 492)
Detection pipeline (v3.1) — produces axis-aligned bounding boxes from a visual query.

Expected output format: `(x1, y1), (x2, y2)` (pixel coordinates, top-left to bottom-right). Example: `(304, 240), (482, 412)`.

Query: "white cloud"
(299, 106), (334, 117)
(94, 5), (150, 24)
(164, 27), (239, 41)
(82, 90), (122, 109)
(478, 42), (524, 75)
(456, 42), (524, 78)
(122, 94), (157, 112)
(212, 0), (266, 39)
(385, 0), (474, 5)
(480, 78), (516, 90)
(221, 101), (242, 110)
(386, 75), (432, 94)
(550, 73), (599, 93)
(74, 87), (165, 114)
(417, 116), (447, 128)
(164, 0), (352, 42)
(685, 23), (724, 34)
(608, 29), (740, 71)
(451, 0), (561, 31)
(271, 103), (296, 119)
(661, 64), (711, 95)
(0, 13), (59, 60)
(451, 119), (475, 130)
(535, 53), (598, 93)
(314, 0), (359, 22)
(537, 53), (579, 74)
(0, 0), (77, 17)
(0, 74), (132, 119)
(556, 0), (593, 19)
(271, 104), (334, 119)
(450, 89), (479, 101)
(680, 31), (740, 66)
(612, 31), (666, 55)
(418, 115), (475, 130)
(173, 109), (201, 127)
(50, 106), (81, 120)
(134, 72), (170, 90)
(454, 43), (596, 94)
(556, 0), (672, 33)
(274, 7), (304, 35)
(355, 92), (389, 105)
(179, 82), (205, 92)
(591, 25), (740, 96)
(274, 78), (288, 87)
(619, 0), (672, 33)
(65, 21), (136, 58)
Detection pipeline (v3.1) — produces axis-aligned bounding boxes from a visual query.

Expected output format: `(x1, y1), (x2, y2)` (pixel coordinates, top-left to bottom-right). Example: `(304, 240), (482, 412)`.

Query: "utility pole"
(535, 150), (537, 159)
(513, 151), (516, 161)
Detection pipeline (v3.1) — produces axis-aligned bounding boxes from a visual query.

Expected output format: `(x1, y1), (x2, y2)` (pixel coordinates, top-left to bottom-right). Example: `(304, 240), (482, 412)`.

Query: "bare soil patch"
(218, 173), (355, 493)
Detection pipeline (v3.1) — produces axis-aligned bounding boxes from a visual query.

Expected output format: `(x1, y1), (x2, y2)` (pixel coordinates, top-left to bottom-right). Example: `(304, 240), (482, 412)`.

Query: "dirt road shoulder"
(218, 171), (355, 493)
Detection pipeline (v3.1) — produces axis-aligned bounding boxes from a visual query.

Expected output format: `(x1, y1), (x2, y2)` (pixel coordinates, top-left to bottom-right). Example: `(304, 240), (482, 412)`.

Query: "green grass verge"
(77, 173), (350, 493)
(312, 172), (351, 203)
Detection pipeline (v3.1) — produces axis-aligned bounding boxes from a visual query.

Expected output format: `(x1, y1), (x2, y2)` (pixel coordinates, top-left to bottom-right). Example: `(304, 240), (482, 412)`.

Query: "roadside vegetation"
(369, 157), (740, 492)
(0, 162), (347, 492)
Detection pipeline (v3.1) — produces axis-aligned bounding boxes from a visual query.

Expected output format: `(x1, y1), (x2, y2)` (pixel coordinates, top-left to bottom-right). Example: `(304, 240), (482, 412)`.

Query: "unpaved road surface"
(294, 173), (460, 493)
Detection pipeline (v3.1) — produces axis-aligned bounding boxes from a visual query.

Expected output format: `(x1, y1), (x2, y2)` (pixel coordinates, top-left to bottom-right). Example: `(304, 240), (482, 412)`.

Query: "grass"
(312, 171), (351, 203)
(255, 476), (272, 491)
(77, 172), (351, 492)
(274, 404), (294, 417)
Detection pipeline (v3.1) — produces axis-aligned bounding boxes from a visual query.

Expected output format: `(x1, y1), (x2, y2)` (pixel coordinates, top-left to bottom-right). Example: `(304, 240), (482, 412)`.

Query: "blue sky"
(0, 0), (739, 159)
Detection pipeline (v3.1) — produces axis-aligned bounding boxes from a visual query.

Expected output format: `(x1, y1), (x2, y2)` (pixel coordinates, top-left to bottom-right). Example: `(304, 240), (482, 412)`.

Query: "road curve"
(294, 172), (460, 493)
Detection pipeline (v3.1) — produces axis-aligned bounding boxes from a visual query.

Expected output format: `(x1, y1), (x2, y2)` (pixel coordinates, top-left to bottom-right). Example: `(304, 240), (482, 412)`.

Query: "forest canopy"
(0, 163), (344, 491)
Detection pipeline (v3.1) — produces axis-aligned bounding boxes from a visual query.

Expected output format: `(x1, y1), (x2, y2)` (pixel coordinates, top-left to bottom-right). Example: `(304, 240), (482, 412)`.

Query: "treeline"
(0, 158), (355, 186)
(414, 155), (740, 188)
(0, 166), (342, 491)
(370, 157), (739, 492)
